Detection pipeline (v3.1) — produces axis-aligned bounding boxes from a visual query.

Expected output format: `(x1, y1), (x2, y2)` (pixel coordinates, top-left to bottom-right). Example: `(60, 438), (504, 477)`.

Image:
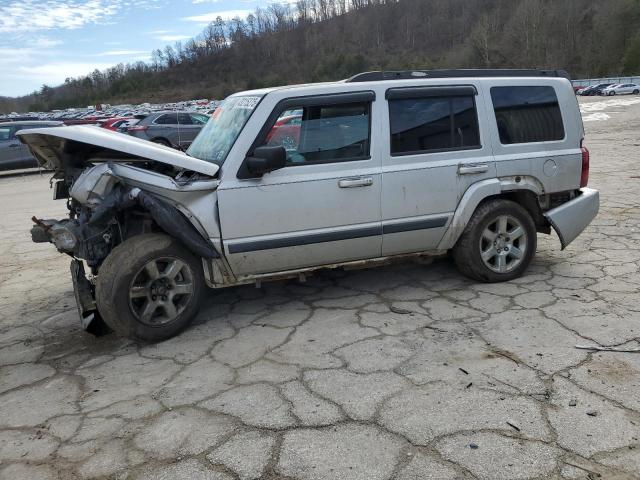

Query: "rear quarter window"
(490, 86), (564, 144)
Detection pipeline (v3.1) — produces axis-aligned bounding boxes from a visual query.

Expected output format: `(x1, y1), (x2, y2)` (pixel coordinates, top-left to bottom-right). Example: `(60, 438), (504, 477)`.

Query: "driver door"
(217, 91), (383, 277)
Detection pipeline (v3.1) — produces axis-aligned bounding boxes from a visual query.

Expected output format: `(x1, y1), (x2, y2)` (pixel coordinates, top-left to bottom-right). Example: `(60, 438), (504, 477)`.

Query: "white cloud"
(157, 34), (192, 42)
(182, 9), (253, 22)
(0, 0), (161, 33)
(96, 50), (149, 56)
(0, 0), (120, 32)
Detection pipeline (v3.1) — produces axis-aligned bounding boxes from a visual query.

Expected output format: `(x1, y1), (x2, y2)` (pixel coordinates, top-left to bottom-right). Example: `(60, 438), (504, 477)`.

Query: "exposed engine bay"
(19, 126), (222, 334)
(31, 163), (218, 272)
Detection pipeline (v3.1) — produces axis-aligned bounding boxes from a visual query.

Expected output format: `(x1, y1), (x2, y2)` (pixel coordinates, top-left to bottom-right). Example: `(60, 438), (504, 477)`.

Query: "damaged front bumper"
(544, 187), (599, 249)
(70, 259), (109, 335)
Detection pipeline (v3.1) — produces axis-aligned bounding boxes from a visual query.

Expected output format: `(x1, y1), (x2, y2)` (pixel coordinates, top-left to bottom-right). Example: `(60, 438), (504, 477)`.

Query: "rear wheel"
(452, 199), (537, 283)
(633, 90), (639, 95)
(96, 233), (204, 342)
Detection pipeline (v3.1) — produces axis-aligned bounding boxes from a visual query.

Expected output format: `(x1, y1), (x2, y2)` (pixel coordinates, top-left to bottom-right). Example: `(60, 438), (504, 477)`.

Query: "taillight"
(580, 142), (590, 188)
(127, 125), (148, 132)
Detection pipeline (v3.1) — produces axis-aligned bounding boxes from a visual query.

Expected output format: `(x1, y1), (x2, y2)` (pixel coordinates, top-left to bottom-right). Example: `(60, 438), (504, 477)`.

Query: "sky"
(0, 0), (288, 97)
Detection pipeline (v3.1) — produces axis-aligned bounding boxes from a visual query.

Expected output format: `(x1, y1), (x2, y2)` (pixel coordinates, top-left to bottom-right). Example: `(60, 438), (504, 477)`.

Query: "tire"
(610, 91), (615, 96)
(633, 90), (639, 95)
(452, 199), (537, 283)
(152, 138), (171, 147)
(96, 233), (204, 342)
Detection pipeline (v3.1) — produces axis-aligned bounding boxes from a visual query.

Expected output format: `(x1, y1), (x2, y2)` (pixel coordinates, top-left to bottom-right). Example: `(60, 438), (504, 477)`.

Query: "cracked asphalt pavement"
(1, 96), (639, 479)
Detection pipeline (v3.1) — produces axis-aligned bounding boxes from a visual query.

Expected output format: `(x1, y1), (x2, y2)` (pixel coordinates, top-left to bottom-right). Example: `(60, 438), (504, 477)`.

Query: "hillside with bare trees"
(2, 0), (640, 113)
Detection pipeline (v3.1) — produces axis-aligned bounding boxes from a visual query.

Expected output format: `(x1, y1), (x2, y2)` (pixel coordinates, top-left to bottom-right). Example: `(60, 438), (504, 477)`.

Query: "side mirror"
(245, 146), (286, 177)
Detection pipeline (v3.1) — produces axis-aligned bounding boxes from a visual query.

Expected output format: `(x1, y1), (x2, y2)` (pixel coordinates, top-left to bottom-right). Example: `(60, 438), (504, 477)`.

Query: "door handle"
(458, 164), (489, 175)
(338, 177), (373, 188)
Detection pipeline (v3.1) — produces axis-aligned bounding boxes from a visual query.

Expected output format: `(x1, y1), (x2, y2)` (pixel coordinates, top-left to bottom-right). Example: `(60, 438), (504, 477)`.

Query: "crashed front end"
(19, 126), (220, 334)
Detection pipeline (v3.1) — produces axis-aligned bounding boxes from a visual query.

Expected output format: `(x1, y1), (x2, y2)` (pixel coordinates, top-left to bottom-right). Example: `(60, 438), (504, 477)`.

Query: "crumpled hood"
(17, 125), (219, 176)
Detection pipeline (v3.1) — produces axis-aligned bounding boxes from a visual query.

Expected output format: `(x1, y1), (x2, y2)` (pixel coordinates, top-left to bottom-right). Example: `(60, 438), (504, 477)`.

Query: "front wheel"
(633, 90), (639, 95)
(96, 233), (204, 341)
(452, 199), (537, 283)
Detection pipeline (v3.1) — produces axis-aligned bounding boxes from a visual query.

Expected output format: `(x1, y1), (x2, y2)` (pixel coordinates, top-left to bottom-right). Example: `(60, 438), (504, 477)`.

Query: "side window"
(190, 114), (209, 125)
(389, 95), (480, 155)
(155, 113), (178, 125)
(177, 113), (193, 125)
(490, 86), (564, 144)
(262, 102), (370, 165)
(0, 126), (12, 141)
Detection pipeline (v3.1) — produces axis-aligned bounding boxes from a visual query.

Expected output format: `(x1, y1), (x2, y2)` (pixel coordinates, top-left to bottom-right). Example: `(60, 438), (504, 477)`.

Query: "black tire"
(96, 233), (204, 342)
(634, 90), (639, 95)
(152, 138), (171, 147)
(452, 199), (537, 283)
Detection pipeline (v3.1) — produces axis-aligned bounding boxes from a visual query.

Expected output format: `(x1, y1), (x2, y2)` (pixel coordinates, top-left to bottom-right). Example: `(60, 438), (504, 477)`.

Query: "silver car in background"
(601, 83), (640, 95)
(126, 111), (209, 149)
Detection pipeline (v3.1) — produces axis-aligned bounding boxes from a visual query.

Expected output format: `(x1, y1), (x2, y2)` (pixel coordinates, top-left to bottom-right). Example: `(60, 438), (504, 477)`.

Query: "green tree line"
(2, 0), (640, 114)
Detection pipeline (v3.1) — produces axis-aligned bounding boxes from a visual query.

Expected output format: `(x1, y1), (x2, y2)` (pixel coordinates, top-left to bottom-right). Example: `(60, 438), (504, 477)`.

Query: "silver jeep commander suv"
(20, 69), (599, 342)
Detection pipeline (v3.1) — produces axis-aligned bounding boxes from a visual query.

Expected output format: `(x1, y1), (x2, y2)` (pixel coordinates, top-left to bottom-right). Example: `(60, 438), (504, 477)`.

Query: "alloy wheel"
(128, 257), (194, 326)
(479, 215), (528, 273)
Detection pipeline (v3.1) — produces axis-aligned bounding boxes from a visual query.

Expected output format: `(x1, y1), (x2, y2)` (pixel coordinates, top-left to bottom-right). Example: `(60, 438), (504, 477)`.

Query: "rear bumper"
(544, 188), (599, 249)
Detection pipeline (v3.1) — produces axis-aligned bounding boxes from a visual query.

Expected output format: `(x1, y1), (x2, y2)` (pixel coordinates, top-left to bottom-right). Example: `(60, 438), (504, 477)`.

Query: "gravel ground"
(0, 96), (639, 479)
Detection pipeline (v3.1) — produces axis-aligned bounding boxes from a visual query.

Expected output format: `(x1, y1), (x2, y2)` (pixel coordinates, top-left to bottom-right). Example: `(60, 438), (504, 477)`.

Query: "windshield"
(187, 95), (262, 164)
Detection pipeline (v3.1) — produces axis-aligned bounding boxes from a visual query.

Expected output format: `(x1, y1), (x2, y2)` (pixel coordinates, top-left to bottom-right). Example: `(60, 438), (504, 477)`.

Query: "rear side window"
(389, 95), (480, 155)
(491, 86), (564, 144)
(177, 113), (193, 125)
(154, 113), (178, 125)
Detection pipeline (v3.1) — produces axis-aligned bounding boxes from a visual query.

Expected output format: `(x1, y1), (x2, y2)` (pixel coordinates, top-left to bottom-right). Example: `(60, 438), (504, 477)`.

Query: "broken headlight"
(50, 223), (78, 252)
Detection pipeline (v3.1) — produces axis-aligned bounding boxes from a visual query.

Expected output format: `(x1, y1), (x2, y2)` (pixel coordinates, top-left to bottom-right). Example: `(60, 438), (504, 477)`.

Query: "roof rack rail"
(345, 69), (571, 83)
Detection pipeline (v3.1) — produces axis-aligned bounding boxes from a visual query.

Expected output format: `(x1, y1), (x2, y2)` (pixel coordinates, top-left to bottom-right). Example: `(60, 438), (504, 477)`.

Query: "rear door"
(217, 91), (383, 277)
(151, 113), (179, 146)
(176, 113), (201, 148)
(380, 84), (495, 255)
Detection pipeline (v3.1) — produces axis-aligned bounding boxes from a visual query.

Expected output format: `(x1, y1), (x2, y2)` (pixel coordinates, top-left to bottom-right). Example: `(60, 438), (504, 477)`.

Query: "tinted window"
(491, 86), (564, 144)
(177, 113), (193, 125)
(0, 126), (12, 141)
(389, 96), (480, 155)
(154, 113), (178, 125)
(263, 102), (370, 165)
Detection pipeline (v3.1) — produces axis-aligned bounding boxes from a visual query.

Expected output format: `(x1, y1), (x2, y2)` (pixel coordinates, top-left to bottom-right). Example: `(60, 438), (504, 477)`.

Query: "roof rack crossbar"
(345, 69), (571, 83)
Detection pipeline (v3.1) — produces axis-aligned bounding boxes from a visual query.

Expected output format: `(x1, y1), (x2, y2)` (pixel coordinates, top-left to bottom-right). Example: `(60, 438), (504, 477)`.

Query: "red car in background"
(266, 113), (302, 150)
(99, 117), (133, 131)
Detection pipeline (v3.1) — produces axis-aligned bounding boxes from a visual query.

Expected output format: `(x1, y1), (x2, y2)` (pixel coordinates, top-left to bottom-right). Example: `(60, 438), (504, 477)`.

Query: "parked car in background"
(117, 118), (140, 133)
(578, 83), (613, 96)
(126, 111), (209, 149)
(0, 121), (63, 171)
(601, 83), (640, 95)
(265, 111), (302, 151)
(99, 117), (132, 131)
